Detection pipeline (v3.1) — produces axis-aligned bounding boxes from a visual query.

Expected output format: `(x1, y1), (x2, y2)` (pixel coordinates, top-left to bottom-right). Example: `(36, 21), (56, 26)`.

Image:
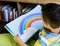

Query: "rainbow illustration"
(19, 13), (42, 34)
(5, 5), (43, 39)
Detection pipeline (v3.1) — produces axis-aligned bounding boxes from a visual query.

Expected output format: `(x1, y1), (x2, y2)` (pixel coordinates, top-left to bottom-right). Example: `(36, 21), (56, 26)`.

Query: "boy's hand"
(13, 35), (28, 46)
(13, 35), (21, 44)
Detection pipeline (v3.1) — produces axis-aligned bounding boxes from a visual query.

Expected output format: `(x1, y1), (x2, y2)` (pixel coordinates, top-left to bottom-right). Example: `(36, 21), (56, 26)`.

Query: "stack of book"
(0, 2), (18, 22)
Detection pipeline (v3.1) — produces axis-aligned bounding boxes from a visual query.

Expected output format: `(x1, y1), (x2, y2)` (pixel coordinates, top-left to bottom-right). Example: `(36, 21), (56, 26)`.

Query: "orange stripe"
(26, 17), (42, 29)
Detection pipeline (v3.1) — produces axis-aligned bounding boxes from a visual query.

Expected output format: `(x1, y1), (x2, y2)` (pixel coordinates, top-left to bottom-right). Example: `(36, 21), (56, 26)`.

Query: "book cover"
(5, 5), (43, 42)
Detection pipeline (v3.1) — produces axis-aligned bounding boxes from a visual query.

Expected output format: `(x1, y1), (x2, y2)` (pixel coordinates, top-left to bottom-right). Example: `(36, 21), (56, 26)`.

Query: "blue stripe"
(19, 13), (41, 35)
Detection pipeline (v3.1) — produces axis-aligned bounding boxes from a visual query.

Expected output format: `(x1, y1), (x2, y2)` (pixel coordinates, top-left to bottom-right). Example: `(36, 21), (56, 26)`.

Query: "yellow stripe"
(34, 40), (41, 46)
(40, 30), (46, 37)
(47, 36), (60, 45)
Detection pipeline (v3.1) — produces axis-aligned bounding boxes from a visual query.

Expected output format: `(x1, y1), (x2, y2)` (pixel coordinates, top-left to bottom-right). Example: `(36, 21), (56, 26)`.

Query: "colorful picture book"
(5, 5), (43, 42)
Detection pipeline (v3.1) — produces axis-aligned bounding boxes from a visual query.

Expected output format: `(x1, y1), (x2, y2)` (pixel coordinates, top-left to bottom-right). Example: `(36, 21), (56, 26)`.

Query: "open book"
(5, 5), (43, 42)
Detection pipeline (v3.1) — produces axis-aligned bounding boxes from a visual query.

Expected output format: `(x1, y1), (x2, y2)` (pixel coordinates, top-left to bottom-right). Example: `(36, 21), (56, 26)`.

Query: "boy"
(14, 3), (60, 46)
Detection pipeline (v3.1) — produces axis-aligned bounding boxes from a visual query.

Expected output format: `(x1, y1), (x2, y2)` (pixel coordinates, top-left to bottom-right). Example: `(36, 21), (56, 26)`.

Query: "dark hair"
(42, 3), (60, 28)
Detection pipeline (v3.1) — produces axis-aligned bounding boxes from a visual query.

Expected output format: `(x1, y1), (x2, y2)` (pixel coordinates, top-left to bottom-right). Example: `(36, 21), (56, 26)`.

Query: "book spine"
(3, 9), (9, 22)
(13, 8), (16, 19)
(9, 11), (13, 21)
(0, 3), (4, 21)
(0, 10), (4, 21)
(15, 11), (18, 18)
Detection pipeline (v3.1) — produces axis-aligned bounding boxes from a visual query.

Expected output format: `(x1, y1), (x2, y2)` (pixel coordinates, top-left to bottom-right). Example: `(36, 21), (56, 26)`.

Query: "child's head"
(42, 3), (60, 34)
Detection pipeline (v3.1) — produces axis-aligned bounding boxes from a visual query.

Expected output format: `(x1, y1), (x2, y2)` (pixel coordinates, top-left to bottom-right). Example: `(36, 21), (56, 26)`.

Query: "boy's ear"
(43, 21), (49, 28)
